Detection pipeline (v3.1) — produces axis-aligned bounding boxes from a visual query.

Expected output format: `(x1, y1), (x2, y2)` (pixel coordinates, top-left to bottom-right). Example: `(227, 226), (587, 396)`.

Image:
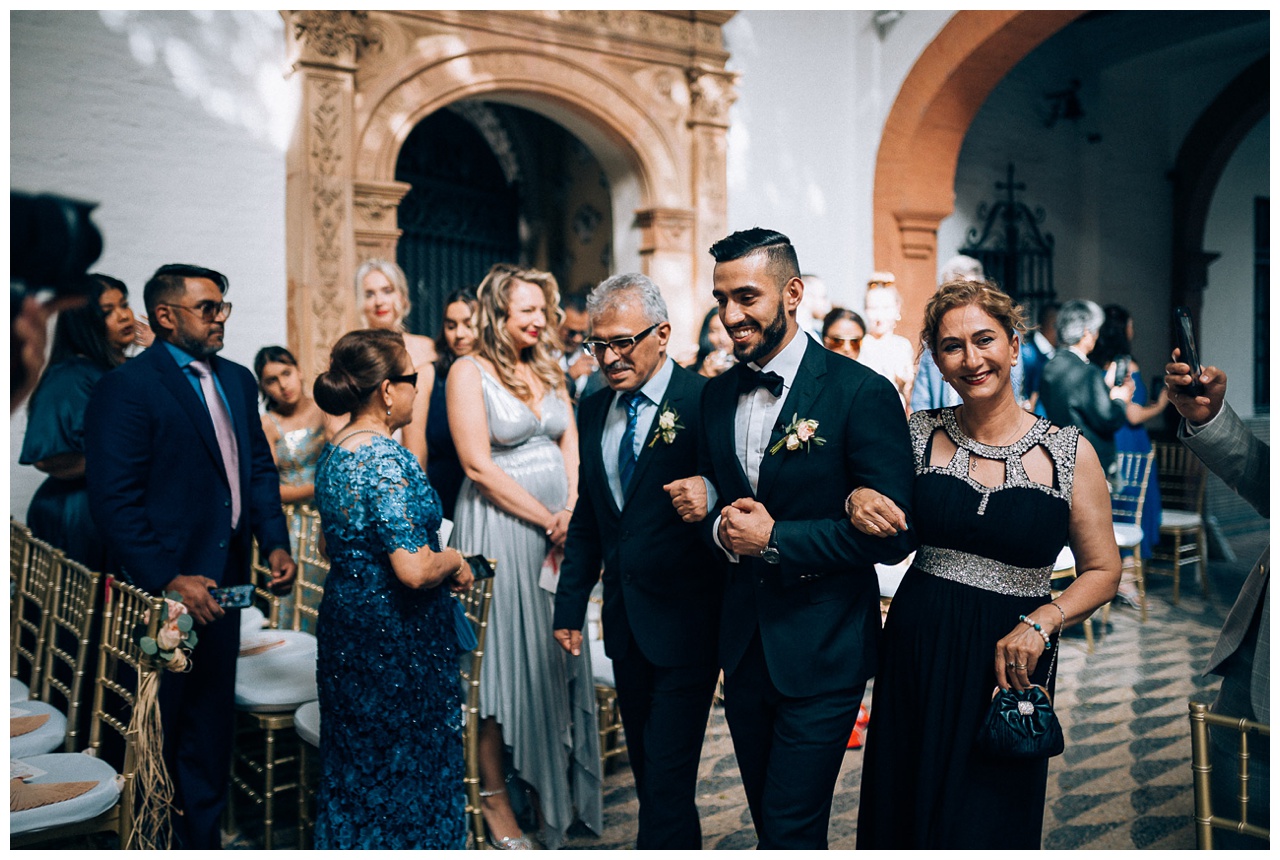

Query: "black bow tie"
(738, 368), (785, 398)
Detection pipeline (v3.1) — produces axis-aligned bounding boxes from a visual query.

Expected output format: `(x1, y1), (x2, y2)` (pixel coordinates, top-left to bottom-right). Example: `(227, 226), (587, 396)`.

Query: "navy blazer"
(699, 335), (917, 697)
(84, 343), (290, 593)
(553, 363), (723, 667)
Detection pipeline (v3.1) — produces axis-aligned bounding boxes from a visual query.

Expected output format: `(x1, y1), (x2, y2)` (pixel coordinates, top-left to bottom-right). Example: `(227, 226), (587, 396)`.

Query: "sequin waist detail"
(913, 545), (1051, 598)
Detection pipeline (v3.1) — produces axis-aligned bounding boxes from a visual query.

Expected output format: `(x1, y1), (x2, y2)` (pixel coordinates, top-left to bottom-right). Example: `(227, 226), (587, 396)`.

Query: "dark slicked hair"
(708, 227), (801, 286)
(143, 263), (229, 333)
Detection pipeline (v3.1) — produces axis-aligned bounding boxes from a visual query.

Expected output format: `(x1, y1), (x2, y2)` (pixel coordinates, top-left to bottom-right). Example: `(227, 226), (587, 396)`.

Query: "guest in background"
(821, 307), (866, 363)
(1038, 299), (1133, 478)
(255, 345), (329, 629)
(311, 328), (473, 849)
(1022, 302), (1059, 415)
(693, 306), (736, 378)
(559, 292), (599, 406)
(424, 289), (479, 521)
(447, 263), (602, 849)
(20, 274), (136, 570)
(1088, 305), (1169, 600)
(354, 259), (433, 469)
(859, 275), (915, 409)
(796, 273), (833, 337)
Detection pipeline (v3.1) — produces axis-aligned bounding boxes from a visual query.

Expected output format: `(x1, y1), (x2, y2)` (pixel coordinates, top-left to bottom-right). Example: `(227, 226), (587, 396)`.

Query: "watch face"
(761, 546), (780, 564)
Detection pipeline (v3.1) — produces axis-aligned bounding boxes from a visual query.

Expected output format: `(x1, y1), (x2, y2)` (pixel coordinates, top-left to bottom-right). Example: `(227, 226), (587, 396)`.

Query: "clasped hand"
(544, 509), (571, 547)
(718, 498), (773, 557)
(553, 628), (582, 657)
(664, 476), (708, 522)
(846, 487), (907, 538)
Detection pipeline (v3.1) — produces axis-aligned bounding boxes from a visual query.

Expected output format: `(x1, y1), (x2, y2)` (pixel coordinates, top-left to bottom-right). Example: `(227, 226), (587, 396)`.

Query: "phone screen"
(1173, 307), (1204, 396)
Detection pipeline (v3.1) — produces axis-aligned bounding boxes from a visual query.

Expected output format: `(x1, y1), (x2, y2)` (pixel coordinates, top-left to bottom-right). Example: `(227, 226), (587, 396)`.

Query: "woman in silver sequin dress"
(447, 264), (602, 850)
(852, 281), (1121, 848)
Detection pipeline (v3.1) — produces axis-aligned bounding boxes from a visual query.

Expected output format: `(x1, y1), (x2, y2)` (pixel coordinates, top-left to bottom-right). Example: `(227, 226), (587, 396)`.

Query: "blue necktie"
(618, 391), (644, 494)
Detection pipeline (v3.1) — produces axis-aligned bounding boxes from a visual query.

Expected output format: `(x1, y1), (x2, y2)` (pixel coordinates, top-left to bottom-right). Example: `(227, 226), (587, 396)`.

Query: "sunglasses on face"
(162, 301), (233, 322)
(386, 372), (419, 387)
(582, 323), (659, 358)
(825, 335), (863, 346)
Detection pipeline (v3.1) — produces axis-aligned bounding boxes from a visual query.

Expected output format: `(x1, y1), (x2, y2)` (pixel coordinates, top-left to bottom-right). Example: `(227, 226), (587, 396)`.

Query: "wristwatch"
(760, 525), (780, 564)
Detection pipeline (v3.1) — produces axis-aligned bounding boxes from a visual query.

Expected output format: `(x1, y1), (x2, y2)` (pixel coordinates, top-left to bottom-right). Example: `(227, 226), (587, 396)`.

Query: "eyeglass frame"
(386, 372), (419, 387)
(160, 300), (233, 322)
(582, 323), (660, 358)
(823, 334), (863, 345)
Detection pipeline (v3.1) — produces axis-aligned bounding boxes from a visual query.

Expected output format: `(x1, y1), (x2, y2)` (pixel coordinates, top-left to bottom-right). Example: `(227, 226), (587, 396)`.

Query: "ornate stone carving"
(636, 208), (695, 254)
(560, 10), (693, 46)
(308, 78), (347, 351)
(449, 102), (521, 185)
(292, 11), (371, 61)
(687, 67), (738, 127)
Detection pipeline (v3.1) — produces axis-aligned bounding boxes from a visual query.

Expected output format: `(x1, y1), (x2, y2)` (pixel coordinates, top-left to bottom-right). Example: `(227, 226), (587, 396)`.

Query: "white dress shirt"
(714, 330), (814, 561)
(601, 358), (675, 509)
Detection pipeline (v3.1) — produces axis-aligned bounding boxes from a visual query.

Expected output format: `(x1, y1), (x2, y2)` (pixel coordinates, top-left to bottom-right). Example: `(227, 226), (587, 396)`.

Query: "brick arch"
(872, 10), (1085, 341)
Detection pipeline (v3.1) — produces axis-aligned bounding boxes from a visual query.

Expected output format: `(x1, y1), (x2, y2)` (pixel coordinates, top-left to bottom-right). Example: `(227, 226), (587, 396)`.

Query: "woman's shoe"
(480, 788), (534, 850)
(1114, 590), (1141, 609)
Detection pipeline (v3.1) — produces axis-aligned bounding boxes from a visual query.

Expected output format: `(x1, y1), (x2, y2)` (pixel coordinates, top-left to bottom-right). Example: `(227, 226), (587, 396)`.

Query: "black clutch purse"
(975, 643), (1064, 759)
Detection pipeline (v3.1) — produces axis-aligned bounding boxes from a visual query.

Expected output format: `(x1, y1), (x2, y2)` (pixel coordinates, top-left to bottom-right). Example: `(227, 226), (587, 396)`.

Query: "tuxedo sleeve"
(553, 429), (604, 631)
(85, 369), (183, 593)
(773, 372), (917, 584)
(238, 366), (290, 555)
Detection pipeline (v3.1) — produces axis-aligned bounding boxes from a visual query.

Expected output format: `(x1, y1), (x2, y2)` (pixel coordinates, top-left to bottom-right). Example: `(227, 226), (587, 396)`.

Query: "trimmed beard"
(734, 301), (789, 365)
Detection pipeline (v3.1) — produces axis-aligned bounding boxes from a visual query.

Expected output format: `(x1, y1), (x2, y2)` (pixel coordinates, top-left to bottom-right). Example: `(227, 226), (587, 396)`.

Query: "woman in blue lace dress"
(20, 274), (138, 569)
(311, 329), (475, 850)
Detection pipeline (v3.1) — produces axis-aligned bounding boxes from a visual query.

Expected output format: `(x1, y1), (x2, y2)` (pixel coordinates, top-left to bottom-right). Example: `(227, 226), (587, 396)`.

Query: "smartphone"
(209, 584), (254, 609)
(465, 555), (496, 580)
(1151, 373), (1167, 397)
(1173, 306), (1204, 396)
(1112, 354), (1131, 387)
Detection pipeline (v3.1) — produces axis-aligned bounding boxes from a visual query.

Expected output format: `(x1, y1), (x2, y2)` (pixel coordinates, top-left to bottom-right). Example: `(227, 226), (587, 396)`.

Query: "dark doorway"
(395, 108), (520, 340)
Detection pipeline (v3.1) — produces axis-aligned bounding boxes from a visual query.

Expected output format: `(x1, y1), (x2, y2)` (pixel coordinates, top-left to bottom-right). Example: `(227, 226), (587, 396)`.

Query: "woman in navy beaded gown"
(851, 282), (1121, 848)
(311, 329), (475, 850)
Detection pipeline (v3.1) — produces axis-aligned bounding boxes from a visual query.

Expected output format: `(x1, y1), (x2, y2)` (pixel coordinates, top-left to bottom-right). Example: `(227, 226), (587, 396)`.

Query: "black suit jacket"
(553, 362), (722, 667)
(1038, 349), (1127, 471)
(700, 336), (916, 697)
(85, 344), (290, 593)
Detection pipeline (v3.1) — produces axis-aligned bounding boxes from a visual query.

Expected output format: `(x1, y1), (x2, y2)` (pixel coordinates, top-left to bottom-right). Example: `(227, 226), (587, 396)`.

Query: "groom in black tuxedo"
(553, 273), (723, 848)
(669, 228), (916, 848)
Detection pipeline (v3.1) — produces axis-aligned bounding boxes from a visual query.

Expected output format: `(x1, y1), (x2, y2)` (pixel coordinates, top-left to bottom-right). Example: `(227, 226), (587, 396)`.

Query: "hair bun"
(313, 367), (361, 415)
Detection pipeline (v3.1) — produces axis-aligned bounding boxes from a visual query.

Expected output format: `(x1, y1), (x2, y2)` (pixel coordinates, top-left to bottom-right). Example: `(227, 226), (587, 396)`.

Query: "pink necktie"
(191, 360), (241, 529)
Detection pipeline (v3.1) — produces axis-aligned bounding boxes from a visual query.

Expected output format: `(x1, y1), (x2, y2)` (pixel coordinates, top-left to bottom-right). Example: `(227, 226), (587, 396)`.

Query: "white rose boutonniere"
(770, 414), (825, 455)
(648, 402), (684, 447)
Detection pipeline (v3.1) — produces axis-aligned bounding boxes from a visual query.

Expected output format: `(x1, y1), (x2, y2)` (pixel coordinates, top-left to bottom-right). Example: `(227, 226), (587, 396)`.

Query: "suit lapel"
(709, 365), (753, 499)
(756, 337), (827, 501)
(620, 365), (689, 509)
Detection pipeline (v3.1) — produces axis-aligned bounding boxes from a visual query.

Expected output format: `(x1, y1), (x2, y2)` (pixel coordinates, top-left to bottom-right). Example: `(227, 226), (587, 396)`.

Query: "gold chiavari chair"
(12, 534), (63, 698)
(11, 578), (164, 848)
(1152, 441), (1209, 604)
(39, 555), (105, 751)
(1111, 450), (1155, 622)
(460, 559), (497, 849)
(291, 505), (328, 634)
(585, 587), (627, 773)
(11, 519), (35, 702)
(1189, 700), (1271, 848)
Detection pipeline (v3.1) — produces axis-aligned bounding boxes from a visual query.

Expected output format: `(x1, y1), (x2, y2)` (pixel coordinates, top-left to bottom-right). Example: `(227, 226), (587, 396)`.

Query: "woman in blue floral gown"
(311, 329), (475, 849)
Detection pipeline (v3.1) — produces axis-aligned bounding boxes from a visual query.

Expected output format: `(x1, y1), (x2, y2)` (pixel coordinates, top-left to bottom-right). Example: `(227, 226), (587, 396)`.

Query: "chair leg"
(263, 725), (275, 851)
(1172, 528), (1182, 606)
(1197, 529), (1209, 596)
(1083, 611), (1094, 653)
(1135, 557), (1147, 623)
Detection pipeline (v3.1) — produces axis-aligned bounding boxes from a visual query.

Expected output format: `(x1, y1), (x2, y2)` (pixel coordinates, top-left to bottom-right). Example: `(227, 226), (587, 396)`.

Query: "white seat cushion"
(240, 606), (267, 636)
(11, 677), (31, 703)
(1160, 509), (1202, 529)
(11, 700), (68, 758)
(10, 751), (121, 835)
(1113, 523), (1144, 549)
(294, 700), (320, 748)
(876, 552), (915, 598)
(235, 630), (318, 712)
(588, 637), (614, 687)
(1053, 545), (1075, 572)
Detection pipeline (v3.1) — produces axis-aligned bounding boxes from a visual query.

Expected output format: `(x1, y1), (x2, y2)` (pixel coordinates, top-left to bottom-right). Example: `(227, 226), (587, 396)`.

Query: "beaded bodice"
(910, 407), (1077, 516)
(269, 413), (326, 488)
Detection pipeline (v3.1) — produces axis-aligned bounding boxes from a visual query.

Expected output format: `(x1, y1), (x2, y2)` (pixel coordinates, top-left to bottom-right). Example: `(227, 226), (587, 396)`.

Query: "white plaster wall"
(1202, 117), (1269, 420)
(725, 10), (952, 314)
(11, 10), (293, 521)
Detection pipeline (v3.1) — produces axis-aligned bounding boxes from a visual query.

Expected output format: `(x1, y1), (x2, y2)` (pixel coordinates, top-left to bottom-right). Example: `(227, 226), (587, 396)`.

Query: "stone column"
(636, 207), (697, 355)
(353, 179), (413, 263)
(284, 11), (368, 381)
(893, 209), (950, 349)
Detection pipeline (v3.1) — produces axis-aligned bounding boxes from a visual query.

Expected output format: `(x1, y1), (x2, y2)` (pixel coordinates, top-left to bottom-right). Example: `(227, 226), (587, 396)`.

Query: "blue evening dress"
(312, 435), (466, 849)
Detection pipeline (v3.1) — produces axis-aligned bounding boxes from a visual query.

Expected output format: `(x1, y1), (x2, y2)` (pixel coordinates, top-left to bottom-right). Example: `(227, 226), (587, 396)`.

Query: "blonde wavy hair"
(355, 258), (411, 332)
(920, 279), (1027, 356)
(474, 263), (565, 402)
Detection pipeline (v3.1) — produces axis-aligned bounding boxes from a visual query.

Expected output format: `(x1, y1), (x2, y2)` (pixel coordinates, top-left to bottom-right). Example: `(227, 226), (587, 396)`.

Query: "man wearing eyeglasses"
(85, 262), (295, 849)
(552, 273), (722, 849)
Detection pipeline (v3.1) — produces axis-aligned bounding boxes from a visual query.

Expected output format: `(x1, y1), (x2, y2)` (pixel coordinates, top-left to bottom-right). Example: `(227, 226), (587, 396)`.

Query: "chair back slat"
(1111, 450), (1155, 526)
(293, 505), (329, 633)
(459, 560), (496, 849)
(11, 519), (32, 621)
(40, 555), (104, 751)
(90, 578), (164, 768)
(12, 535), (63, 692)
(1189, 700), (1271, 848)
(1154, 441), (1208, 513)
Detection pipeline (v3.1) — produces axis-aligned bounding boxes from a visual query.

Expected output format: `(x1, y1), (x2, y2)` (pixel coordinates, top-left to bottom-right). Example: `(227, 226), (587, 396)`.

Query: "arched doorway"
(283, 11), (737, 378)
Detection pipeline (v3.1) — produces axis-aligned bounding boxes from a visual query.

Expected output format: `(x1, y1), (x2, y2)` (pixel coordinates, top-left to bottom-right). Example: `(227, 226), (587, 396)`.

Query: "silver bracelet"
(1049, 601), (1067, 635)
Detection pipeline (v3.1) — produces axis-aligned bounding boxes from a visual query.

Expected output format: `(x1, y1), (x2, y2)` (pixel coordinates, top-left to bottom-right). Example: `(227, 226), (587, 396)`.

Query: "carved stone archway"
(872, 10), (1085, 343)
(284, 10), (737, 378)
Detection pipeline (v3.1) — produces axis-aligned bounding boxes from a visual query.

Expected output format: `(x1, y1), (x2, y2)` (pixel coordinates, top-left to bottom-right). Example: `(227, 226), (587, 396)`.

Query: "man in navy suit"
(668, 228), (916, 848)
(552, 273), (722, 848)
(85, 263), (295, 849)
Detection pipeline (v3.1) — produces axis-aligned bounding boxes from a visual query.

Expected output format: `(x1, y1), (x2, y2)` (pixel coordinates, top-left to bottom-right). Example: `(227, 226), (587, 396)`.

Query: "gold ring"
(1015, 663), (1027, 669)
